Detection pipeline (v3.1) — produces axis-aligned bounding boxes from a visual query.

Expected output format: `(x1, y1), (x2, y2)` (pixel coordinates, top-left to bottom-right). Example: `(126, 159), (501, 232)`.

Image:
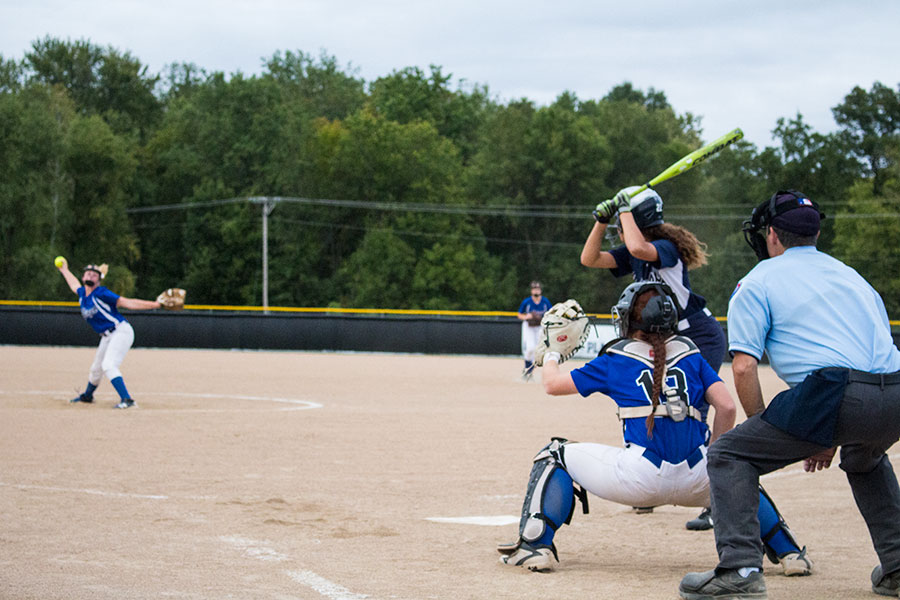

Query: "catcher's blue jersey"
(78, 286), (125, 334)
(570, 341), (721, 464)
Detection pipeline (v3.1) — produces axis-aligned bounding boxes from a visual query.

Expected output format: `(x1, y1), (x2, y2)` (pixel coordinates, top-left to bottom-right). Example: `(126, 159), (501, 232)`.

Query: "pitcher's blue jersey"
(570, 340), (721, 463)
(78, 286), (126, 334)
(518, 296), (552, 315)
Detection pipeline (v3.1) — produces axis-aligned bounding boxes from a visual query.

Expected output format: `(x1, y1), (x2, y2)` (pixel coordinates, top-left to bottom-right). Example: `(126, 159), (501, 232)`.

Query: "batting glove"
(593, 198), (619, 223)
(613, 188), (633, 212)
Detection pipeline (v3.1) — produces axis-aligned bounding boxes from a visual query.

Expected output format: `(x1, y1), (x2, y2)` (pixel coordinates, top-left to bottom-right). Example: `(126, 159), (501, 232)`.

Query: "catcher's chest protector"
(606, 336), (702, 422)
(605, 336), (699, 369)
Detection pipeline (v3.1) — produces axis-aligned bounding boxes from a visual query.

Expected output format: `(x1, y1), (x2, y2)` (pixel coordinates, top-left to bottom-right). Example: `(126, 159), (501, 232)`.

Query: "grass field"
(1, 345), (894, 599)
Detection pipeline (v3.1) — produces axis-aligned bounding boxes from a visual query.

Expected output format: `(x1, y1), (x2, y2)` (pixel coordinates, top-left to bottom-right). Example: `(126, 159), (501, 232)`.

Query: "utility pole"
(251, 197), (277, 313)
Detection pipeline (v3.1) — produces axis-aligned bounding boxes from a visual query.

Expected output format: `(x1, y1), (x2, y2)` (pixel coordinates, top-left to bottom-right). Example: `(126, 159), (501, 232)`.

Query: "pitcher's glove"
(156, 288), (186, 310)
(526, 311), (545, 326)
(533, 299), (591, 366)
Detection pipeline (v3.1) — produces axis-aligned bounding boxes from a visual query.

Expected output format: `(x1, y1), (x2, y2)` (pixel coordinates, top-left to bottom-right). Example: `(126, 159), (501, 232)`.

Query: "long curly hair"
(629, 290), (668, 438)
(642, 223), (709, 270)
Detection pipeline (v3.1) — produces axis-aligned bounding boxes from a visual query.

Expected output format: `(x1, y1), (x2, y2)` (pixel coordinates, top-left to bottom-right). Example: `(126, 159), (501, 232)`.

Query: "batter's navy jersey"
(570, 345), (721, 464)
(609, 240), (708, 320)
(78, 286), (126, 334)
(518, 296), (552, 315)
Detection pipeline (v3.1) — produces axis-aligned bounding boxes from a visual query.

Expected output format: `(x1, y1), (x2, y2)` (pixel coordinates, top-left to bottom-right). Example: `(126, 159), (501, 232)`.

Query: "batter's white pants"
(563, 442), (710, 508)
(521, 322), (542, 362)
(88, 321), (134, 385)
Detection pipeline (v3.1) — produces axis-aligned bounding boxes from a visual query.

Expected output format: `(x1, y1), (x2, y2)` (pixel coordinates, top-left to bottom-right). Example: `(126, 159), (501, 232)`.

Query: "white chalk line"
(219, 536), (371, 600)
(425, 515), (518, 526)
(0, 481), (170, 500)
(0, 389), (323, 412)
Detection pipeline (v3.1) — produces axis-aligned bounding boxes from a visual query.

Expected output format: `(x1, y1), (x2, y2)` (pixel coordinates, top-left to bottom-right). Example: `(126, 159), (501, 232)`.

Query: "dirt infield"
(1, 345), (894, 599)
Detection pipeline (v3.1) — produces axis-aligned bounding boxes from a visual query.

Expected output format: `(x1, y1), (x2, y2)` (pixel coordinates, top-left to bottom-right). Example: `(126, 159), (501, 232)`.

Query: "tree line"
(2, 37), (899, 316)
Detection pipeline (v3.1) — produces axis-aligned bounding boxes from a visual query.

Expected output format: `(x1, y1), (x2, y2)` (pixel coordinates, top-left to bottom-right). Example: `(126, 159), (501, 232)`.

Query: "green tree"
(264, 50), (366, 120)
(369, 65), (492, 162)
(832, 82), (900, 195)
(24, 36), (162, 138)
(831, 174), (900, 316)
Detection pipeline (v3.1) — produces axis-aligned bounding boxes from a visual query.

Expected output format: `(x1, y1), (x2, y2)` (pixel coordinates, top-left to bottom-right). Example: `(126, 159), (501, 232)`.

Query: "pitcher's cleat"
(114, 399), (137, 409)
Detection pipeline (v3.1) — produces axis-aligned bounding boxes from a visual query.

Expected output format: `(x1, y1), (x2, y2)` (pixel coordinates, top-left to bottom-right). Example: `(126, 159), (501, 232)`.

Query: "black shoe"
(686, 507), (714, 531)
(872, 565), (900, 596)
(679, 569), (767, 599)
(69, 394), (93, 404)
(114, 399), (136, 409)
(632, 506), (655, 514)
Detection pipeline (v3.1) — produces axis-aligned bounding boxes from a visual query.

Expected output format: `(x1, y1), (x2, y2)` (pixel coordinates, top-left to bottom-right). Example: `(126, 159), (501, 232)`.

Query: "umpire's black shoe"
(679, 568), (766, 600)
(872, 565), (900, 596)
(69, 394), (93, 404)
(686, 507), (714, 531)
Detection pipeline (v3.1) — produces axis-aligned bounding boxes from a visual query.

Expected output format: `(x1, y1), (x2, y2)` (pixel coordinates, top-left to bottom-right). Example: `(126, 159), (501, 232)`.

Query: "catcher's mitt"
(534, 299), (591, 366)
(156, 288), (186, 310)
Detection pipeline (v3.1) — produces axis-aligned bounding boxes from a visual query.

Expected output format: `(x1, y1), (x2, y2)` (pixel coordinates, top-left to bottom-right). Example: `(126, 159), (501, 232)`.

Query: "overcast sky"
(2, 1), (898, 148)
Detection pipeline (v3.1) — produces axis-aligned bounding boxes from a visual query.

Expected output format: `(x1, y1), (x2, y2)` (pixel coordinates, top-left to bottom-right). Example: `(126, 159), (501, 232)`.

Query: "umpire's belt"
(640, 446), (704, 469)
(677, 307), (713, 332)
(846, 369), (900, 387)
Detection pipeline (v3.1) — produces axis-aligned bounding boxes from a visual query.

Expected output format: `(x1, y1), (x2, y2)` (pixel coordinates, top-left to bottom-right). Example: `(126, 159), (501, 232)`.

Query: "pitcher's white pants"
(88, 321), (134, 385)
(521, 322), (542, 363)
(563, 442), (710, 508)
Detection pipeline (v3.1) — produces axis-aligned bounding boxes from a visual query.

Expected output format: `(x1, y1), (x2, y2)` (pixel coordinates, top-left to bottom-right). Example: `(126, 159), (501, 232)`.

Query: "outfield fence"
(2, 302), (897, 357)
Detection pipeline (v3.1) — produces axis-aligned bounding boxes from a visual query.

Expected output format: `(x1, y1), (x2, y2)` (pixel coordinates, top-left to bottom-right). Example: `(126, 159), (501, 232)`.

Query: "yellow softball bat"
(54, 256), (66, 269)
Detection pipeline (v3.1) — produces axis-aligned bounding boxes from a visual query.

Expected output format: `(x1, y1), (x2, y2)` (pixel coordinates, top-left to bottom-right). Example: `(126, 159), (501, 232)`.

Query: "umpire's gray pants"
(708, 378), (900, 574)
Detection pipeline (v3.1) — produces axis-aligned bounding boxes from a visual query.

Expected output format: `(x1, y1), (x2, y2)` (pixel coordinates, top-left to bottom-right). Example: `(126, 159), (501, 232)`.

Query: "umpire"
(679, 190), (900, 599)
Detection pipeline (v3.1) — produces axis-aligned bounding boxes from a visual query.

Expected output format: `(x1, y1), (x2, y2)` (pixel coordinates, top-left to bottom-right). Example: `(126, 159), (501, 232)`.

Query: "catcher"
(517, 281), (552, 381)
(55, 257), (185, 409)
(497, 283), (813, 577)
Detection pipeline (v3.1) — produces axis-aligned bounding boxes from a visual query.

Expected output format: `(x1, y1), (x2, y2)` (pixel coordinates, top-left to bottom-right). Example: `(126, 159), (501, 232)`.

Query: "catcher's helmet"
(612, 281), (677, 338)
(742, 190), (825, 261)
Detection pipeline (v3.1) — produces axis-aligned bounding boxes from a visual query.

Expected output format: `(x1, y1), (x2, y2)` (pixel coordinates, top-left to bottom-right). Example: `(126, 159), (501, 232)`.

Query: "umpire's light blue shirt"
(727, 246), (900, 387)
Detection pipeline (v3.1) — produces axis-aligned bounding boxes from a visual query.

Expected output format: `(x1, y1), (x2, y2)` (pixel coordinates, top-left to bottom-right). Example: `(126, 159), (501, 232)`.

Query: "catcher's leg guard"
(500, 438), (589, 560)
(758, 485), (809, 573)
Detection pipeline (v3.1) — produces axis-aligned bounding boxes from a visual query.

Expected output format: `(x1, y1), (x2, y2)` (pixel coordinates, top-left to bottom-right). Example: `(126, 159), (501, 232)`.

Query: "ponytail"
(644, 332), (668, 438)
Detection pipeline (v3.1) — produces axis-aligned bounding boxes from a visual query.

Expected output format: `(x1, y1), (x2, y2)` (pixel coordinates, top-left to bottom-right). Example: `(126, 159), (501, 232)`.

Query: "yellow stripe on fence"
(2, 300), (898, 326)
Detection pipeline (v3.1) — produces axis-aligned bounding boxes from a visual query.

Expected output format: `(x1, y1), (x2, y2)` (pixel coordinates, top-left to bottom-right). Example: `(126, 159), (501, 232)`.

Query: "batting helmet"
(612, 281), (677, 338)
(606, 186), (664, 241)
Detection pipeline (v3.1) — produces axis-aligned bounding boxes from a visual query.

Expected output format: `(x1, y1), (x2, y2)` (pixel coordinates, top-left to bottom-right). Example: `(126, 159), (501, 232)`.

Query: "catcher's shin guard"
(758, 485), (803, 564)
(514, 439), (588, 553)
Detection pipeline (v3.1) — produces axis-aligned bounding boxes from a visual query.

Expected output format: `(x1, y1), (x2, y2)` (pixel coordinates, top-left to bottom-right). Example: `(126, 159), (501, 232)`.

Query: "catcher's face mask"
(742, 190), (825, 261)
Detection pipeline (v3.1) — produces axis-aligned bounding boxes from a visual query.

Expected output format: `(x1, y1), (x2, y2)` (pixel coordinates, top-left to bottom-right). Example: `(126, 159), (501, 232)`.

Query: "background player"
(517, 281), (552, 381)
(582, 186), (726, 529)
(56, 258), (163, 408)
(497, 282), (812, 577)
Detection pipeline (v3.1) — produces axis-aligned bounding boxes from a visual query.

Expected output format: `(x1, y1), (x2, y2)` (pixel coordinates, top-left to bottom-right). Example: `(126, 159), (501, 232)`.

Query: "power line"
(126, 195), (900, 220)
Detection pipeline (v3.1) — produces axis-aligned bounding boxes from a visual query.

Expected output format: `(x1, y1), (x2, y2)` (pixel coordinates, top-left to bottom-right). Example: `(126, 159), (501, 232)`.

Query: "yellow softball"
(54, 256), (66, 269)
